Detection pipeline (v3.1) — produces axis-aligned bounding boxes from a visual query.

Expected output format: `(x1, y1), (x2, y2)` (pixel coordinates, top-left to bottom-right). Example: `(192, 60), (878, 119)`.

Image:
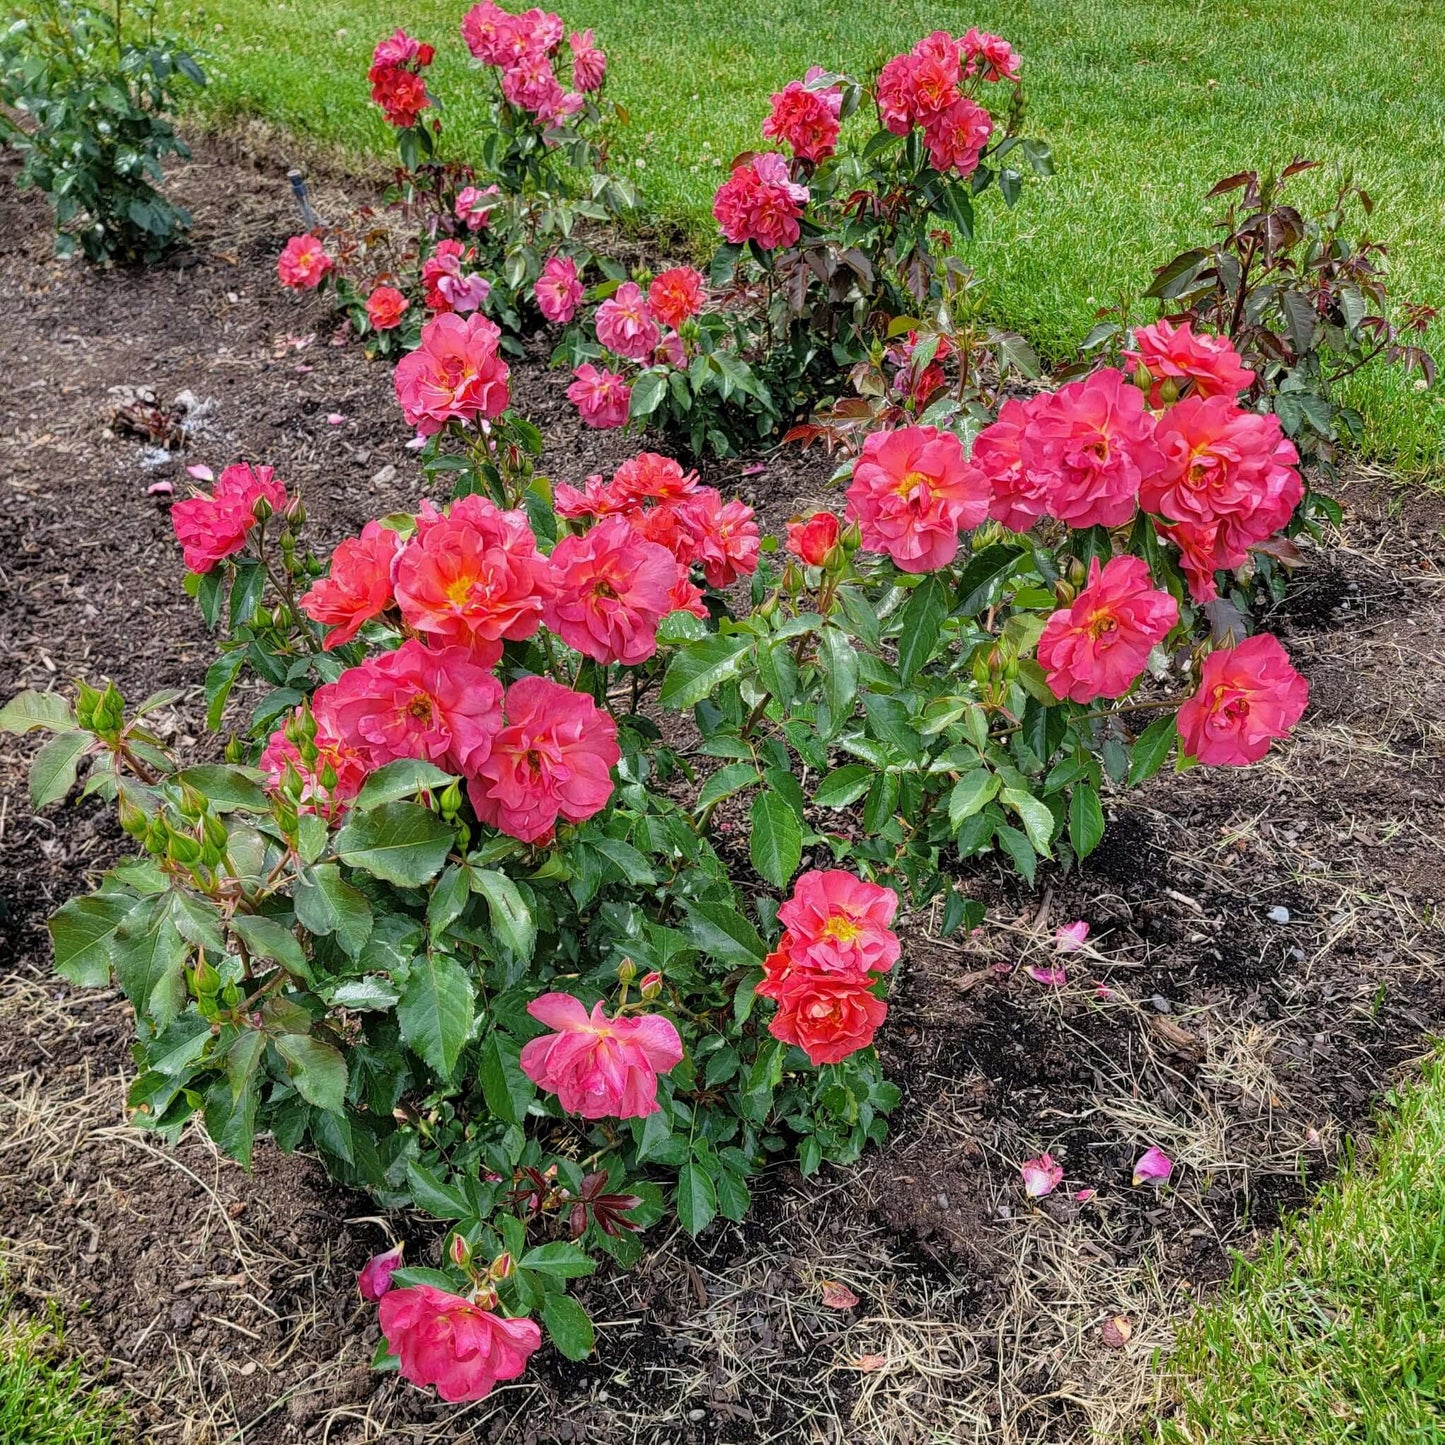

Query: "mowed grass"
(1156, 1054), (1445, 1443)
(172, 0), (1445, 464)
(0, 1301), (129, 1445)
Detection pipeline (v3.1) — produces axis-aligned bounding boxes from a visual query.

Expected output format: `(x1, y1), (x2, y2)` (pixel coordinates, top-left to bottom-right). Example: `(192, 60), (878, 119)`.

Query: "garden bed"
(2, 135), (1443, 1445)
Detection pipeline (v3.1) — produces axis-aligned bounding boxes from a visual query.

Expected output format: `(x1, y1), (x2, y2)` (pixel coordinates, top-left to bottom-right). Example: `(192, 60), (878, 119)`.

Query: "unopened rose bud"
(617, 957), (637, 986)
(439, 780), (463, 816)
(449, 1233), (471, 1269)
(1157, 376), (1181, 406)
(490, 1251), (513, 1281)
(117, 795), (148, 837)
(639, 971), (662, 999)
(251, 494), (274, 523)
(285, 497), (307, 527)
(1132, 361), (1153, 393)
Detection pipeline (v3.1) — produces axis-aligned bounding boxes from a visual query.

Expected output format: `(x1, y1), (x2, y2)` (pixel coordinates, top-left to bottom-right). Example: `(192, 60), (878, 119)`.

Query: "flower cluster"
(712, 151), (811, 251)
(368, 28), (436, 130)
(460, 3), (604, 123)
(762, 68), (844, 164)
(876, 29), (1012, 177)
(171, 463), (287, 574)
(758, 872), (900, 1064)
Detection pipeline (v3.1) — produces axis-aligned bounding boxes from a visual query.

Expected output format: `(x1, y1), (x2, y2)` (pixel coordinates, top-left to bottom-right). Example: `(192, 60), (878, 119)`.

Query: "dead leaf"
(1101, 1315), (1133, 1348)
(820, 1280), (859, 1309)
(850, 1354), (887, 1372)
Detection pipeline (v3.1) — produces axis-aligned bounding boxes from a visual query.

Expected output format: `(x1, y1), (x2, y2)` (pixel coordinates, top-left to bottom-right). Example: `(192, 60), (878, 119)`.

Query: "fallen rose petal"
(1132, 1145), (1174, 1186)
(1026, 964), (1067, 986)
(850, 1354), (888, 1372)
(327, 413), (347, 425)
(185, 464), (214, 481)
(742, 463), (767, 475)
(405, 435), (428, 450)
(1055, 920), (1090, 952)
(1101, 1315), (1133, 1348)
(147, 480), (175, 496)
(1095, 984), (1114, 1000)
(1020, 1153), (1063, 1199)
(820, 1280), (860, 1310)
(1074, 1188), (1097, 1203)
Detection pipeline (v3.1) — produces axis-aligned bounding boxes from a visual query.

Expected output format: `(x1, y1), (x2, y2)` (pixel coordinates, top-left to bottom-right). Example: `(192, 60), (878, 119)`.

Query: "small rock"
(687, 1409), (706, 1422)
(1150, 995), (1172, 1013)
(372, 463), (398, 487)
(1267, 906), (1291, 925)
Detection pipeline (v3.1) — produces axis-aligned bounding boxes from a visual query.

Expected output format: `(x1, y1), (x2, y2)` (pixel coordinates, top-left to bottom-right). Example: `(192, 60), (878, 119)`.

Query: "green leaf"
(231, 913), (309, 979)
(628, 369), (667, 418)
(405, 1160), (471, 1219)
(294, 865), (374, 958)
(520, 1242), (596, 1279)
(470, 869), (536, 961)
(337, 801), (454, 887)
(1068, 783), (1106, 859)
(355, 758), (456, 809)
(543, 1293), (595, 1361)
(479, 1032), (534, 1124)
(818, 627), (859, 737)
(676, 1161), (717, 1237)
(1128, 715), (1178, 786)
(170, 892), (228, 958)
(697, 762), (760, 812)
(659, 634), (754, 710)
(113, 895), (189, 1028)
(956, 543), (1024, 617)
(225, 1029), (266, 1103)
(1, 691), (76, 734)
(683, 901), (766, 967)
(948, 770), (999, 831)
(895, 576), (948, 682)
(49, 893), (131, 987)
(30, 730), (90, 808)
(275, 1034), (348, 1113)
(174, 765), (269, 812)
(398, 950), (475, 1078)
(750, 793), (803, 890)
(715, 1168), (752, 1222)
(813, 764), (875, 809)
(994, 822), (1037, 886)
(1002, 788), (1055, 856)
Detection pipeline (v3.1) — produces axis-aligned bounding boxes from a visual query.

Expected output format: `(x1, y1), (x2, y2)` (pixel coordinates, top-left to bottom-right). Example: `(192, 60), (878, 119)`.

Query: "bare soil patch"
(2, 136), (1442, 1444)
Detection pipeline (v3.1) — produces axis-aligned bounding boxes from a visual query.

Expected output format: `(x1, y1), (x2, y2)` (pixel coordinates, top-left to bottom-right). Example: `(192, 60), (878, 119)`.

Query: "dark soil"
(2, 135), (1443, 1445)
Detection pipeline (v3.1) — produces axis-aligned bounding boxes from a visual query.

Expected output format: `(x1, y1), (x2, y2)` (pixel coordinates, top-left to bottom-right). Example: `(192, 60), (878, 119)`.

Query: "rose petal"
(327, 413), (347, 425)
(1026, 964), (1067, 987)
(1020, 1153), (1063, 1199)
(1073, 1188), (1097, 1203)
(147, 480), (175, 496)
(185, 464), (214, 481)
(820, 1281), (860, 1310)
(1101, 1315), (1133, 1348)
(1132, 1145), (1174, 1186)
(1055, 920), (1090, 952)
(850, 1354), (888, 1373)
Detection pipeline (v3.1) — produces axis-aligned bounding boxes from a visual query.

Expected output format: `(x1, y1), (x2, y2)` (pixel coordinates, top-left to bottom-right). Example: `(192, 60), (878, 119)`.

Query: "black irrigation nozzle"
(287, 168), (321, 229)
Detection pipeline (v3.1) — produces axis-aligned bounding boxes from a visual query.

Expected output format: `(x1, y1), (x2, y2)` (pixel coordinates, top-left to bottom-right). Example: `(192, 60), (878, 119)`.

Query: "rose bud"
(490, 1252), (513, 1281)
(357, 1241), (404, 1301)
(639, 971), (663, 999)
(449, 1233), (471, 1269)
(785, 511), (841, 568)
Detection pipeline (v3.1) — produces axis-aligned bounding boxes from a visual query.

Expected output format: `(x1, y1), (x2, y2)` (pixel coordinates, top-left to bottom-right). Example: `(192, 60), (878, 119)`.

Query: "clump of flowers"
(368, 28), (436, 129)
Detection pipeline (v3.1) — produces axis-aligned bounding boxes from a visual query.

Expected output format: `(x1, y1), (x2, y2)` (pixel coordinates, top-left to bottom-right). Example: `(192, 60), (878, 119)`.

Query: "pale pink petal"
(1055, 920), (1090, 952)
(1132, 1145), (1174, 1186)
(1020, 1153), (1063, 1199)
(1026, 964), (1067, 986)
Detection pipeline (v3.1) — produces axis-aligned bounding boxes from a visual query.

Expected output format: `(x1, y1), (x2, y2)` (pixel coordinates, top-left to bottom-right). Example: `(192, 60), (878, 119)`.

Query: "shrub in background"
(0, 0), (205, 263)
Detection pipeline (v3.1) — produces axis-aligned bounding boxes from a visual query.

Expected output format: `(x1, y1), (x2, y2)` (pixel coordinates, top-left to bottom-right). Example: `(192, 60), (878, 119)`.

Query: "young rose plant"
(4, 318), (1313, 1408)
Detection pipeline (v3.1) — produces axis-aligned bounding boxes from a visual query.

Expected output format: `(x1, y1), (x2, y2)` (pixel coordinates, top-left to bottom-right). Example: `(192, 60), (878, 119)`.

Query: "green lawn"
(0, 1300), (129, 1445)
(1157, 1053), (1445, 1443)
(175, 0), (1445, 462)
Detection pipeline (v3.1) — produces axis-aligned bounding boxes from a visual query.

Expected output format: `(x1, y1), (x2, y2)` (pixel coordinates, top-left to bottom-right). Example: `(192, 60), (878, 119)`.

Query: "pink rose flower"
(328, 639), (502, 776)
(394, 495), (554, 663)
(369, 56), (432, 129)
(845, 424), (989, 572)
(672, 490), (761, 588)
(973, 394), (1051, 533)
(875, 53), (919, 135)
(568, 362), (631, 429)
(785, 511), (841, 567)
(460, 2), (511, 64)
(455, 183), (502, 231)
(905, 39), (962, 119)
(277, 235), (332, 290)
(612, 451), (701, 504)
(757, 959), (888, 1065)
(1036, 555), (1179, 703)
(260, 685), (371, 821)
(394, 312), (510, 436)
(378, 1285), (541, 1404)
(1157, 518), (1233, 604)
(1020, 369), (1162, 530)
(712, 153), (809, 250)
(535, 254), (585, 323)
(1125, 319), (1255, 404)
(1020, 1153), (1063, 1198)
(763, 78), (842, 163)
(357, 1242), (404, 1301)
(365, 285), (409, 332)
(545, 515), (678, 665)
(595, 281), (661, 362)
(171, 462), (286, 574)
(570, 28), (606, 91)
(1176, 633), (1308, 766)
(519, 993), (683, 1118)
(647, 267), (704, 331)
(373, 29), (428, 68)
(468, 676), (619, 842)
(960, 28), (1021, 83)
(500, 53), (565, 117)
(921, 95), (992, 177)
(776, 869), (901, 977)
(422, 239), (490, 314)
(299, 519), (402, 649)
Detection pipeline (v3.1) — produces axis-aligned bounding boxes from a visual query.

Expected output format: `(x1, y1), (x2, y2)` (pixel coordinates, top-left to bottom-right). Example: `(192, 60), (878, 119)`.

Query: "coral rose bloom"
(520, 993), (683, 1118)
(460, 1), (511, 63)
(712, 153), (809, 250)
(328, 639), (502, 776)
(1176, 633), (1308, 766)
(545, 515), (678, 665)
(595, 281), (661, 362)
(1020, 369), (1162, 531)
(846, 424), (988, 573)
(468, 676), (620, 843)
(394, 495), (554, 663)
(759, 965), (888, 1066)
(535, 254), (585, 323)
(277, 235), (332, 289)
(647, 267), (704, 331)
(763, 79), (842, 163)
(785, 511), (841, 567)
(777, 870), (901, 976)
(379, 1285), (541, 1405)
(365, 285), (409, 332)
(299, 519), (402, 649)
(674, 490), (761, 587)
(1126, 319), (1255, 404)
(1144, 396), (1302, 535)
(570, 28), (606, 90)
(961, 27), (1022, 83)
(369, 64), (431, 128)
(455, 183), (501, 231)
(1037, 556), (1179, 704)
(171, 463), (287, 574)
(973, 394), (1051, 534)
(921, 96), (992, 177)
(395, 312), (510, 436)
(568, 363), (631, 429)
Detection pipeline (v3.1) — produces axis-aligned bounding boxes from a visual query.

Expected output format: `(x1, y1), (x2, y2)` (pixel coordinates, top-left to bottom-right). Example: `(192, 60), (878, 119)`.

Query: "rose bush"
(6, 282), (1312, 1405)
(546, 26), (1052, 454)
